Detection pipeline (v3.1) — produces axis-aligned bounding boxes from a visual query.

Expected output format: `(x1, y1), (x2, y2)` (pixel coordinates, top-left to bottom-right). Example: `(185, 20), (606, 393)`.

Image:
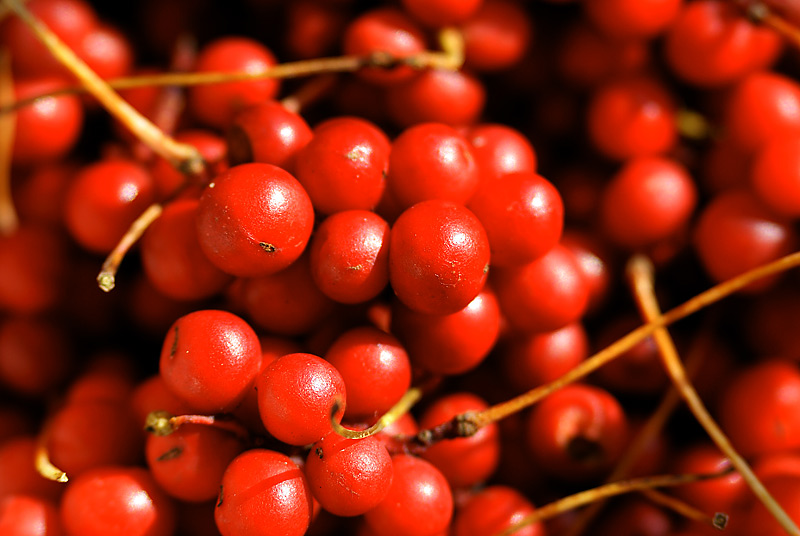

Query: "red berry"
(468, 171), (563, 266)
(342, 8), (427, 86)
(145, 424), (244, 502)
(663, 0), (782, 87)
(12, 78), (83, 166)
(526, 383), (629, 481)
(149, 129), (228, 200)
(391, 287), (500, 375)
(309, 210), (391, 304)
(305, 433), (393, 516)
(215, 449), (312, 536)
(60, 466), (176, 536)
(693, 190), (796, 291)
(64, 159), (156, 253)
(388, 123), (481, 210)
(401, 0), (482, 27)
(493, 243), (589, 333)
(584, 0), (682, 39)
(188, 36), (280, 128)
(587, 76), (677, 161)
(196, 163), (314, 278)
(671, 443), (744, 515)
(0, 226), (65, 315)
(599, 156), (697, 249)
(324, 327), (411, 420)
(461, 0), (532, 72)
(141, 198), (232, 301)
(0, 317), (71, 398)
(751, 135), (800, 217)
(257, 353), (346, 446)
(453, 485), (543, 536)
(464, 123), (537, 182)
(159, 310), (262, 413)
(418, 393), (500, 489)
(363, 454), (453, 536)
(389, 200), (490, 315)
(294, 116), (390, 214)
(718, 359), (800, 457)
(0, 494), (61, 536)
(227, 100), (313, 172)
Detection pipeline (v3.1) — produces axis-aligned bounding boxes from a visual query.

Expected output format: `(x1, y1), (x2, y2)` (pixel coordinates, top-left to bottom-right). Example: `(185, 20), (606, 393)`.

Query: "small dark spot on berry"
(216, 486), (224, 507)
(260, 242), (276, 253)
(315, 446), (324, 460)
(156, 446), (183, 461)
(169, 325), (179, 358)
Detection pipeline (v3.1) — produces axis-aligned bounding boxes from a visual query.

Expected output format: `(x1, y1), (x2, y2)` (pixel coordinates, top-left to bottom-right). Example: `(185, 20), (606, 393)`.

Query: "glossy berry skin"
(227, 100), (313, 171)
(60, 466), (176, 536)
(493, 244), (589, 333)
(751, 136), (800, 217)
(159, 310), (262, 413)
(386, 68), (486, 128)
(149, 129), (228, 200)
(64, 159), (155, 253)
(0, 494), (61, 536)
(461, 0), (532, 72)
(587, 76), (676, 161)
(389, 200), (490, 315)
(324, 327), (411, 420)
(664, 0), (782, 87)
(240, 253), (336, 336)
(469, 171), (563, 266)
(501, 322), (589, 393)
(599, 156), (697, 249)
(388, 123), (481, 210)
(196, 163), (314, 278)
(294, 116), (390, 214)
(718, 359), (800, 458)
(342, 8), (426, 86)
(188, 37), (280, 128)
(305, 433), (393, 516)
(363, 454), (453, 536)
(526, 383), (629, 481)
(693, 190), (796, 291)
(419, 393), (500, 489)
(145, 424), (245, 503)
(257, 353), (346, 446)
(740, 475), (800, 536)
(309, 210), (391, 304)
(724, 72), (800, 155)
(391, 287), (500, 375)
(584, 0), (682, 39)
(464, 123), (537, 181)
(401, 0), (482, 27)
(215, 449), (312, 536)
(141, 199), (232, 301)
(12, 78), (83, 166)
(453, 486), (543, 536)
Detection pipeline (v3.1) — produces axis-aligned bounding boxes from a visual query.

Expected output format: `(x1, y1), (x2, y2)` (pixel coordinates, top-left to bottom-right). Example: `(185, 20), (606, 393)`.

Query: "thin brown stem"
(2, 0), (204, 175)
(641, 488), (728, 530)
(332, 387), (422, 440)
(463, 250), (800, 433)
(280, 74), (338, 114)
(144, 410), (250, 442)
(746, 1), (800, 49)
(497, 467), (735, 536)
(97, 203), (163, 292)
(0, 49), (17, 235)
(627, 254), (800, 536)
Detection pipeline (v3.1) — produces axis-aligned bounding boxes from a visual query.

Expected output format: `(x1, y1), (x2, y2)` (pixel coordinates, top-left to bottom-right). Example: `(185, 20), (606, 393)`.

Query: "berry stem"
(144, 410), (250, 442)
(461, 250), (800, 434)
(97, 202), (164, 292)
(627, 254), (800, 536)
(0, 48), (18, 236)
(1, 0), (205, 175)
(280, 74), (338, 114)
(34, 421), (68, 483)
(745, 1), (800, 49)
(564, 331), (714, 536)
(677, 108), (713, 141)
(331, 387), (422, 440)
(498, 467), (735, 536)
(640, 488), (728, 530)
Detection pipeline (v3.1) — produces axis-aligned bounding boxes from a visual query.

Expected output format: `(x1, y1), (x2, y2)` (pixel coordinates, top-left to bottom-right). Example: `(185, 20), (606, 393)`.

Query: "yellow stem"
(627, 254), (799, 536)
(332, 387), (422, 440)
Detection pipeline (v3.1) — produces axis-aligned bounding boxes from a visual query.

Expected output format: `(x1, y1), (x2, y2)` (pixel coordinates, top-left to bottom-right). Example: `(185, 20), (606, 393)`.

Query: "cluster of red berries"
(2, 0), (800, 535)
